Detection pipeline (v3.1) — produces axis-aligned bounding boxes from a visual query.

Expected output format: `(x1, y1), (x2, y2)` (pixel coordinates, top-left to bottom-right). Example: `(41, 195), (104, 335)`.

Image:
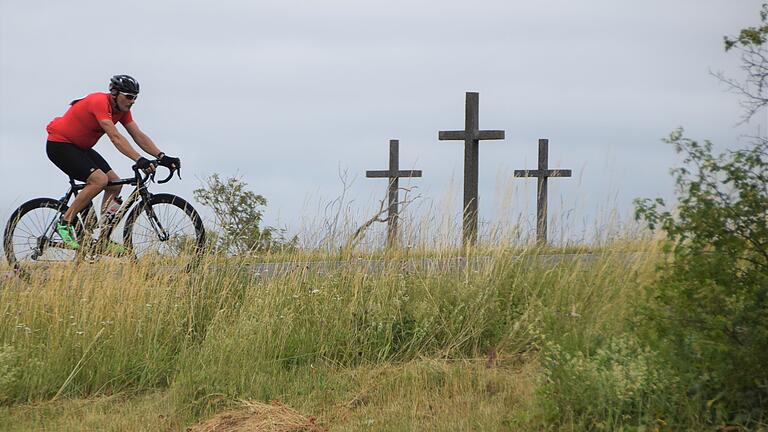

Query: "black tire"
(123, 194), (205, 261)
(3, 198), (86, 269)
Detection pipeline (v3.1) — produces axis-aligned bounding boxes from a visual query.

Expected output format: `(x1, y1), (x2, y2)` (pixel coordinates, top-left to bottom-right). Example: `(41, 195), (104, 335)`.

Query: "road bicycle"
(3, 161), (205, 270)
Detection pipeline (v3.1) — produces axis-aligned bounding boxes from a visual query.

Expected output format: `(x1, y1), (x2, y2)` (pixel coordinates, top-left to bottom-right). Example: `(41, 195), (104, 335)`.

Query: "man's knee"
(104, 171), (121, 194)
(87, 170), (109, 189)
(105, 184), (122, 195)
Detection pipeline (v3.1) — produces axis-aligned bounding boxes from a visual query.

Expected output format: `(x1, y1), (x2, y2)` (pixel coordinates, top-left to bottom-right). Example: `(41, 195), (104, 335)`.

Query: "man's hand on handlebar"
(132, 155), (182, 184)
(158, 154), (181, 171)
(134, 157), (158, 173)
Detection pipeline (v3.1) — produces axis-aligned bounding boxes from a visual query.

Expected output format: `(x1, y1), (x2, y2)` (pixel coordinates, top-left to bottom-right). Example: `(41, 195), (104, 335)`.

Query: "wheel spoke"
(4, 201), (80, 266)
(127, 198), (203, 260)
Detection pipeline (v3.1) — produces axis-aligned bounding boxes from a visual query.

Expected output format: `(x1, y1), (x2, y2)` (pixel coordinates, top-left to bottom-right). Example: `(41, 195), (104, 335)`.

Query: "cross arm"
(366, 170), (423, 178)
(514, 170), (542, 178)
(439, 131), (465, 141)
(514, 169), (572, 178)
(399, 170), (422, 178)
(549, 169), (572, 177)
(478, 130), (505, 140)
(439, 130), (505, 141)
(366, 170), (390, 178)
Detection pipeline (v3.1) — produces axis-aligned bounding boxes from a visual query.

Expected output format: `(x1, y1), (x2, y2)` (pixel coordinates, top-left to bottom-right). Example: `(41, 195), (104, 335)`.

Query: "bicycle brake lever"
(158, 167), (175, 184)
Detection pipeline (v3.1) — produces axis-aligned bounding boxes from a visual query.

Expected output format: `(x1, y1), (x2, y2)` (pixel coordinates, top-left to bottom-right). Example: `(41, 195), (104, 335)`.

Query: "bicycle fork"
(32, 220), (58, 260)
(32, 199), (72, 259)
(143, 205), (170, 242)
(144, 200), (171, 242)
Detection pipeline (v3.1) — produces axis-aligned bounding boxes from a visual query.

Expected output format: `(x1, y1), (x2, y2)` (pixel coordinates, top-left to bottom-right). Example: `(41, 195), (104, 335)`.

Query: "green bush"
(635, 131), (768, 424)
(0, 345), (20, 404)
(193, 174), (297, 255)
(540, 336), (680, 430)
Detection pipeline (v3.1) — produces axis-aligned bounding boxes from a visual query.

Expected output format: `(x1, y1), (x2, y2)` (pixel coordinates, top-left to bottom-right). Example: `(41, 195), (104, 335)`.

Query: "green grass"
(0, 240), (725, 430)
(0, 356), (542, 431)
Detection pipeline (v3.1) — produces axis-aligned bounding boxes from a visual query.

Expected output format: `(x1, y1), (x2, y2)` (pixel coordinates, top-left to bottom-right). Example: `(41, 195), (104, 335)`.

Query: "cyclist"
(46, 74), (180, 250)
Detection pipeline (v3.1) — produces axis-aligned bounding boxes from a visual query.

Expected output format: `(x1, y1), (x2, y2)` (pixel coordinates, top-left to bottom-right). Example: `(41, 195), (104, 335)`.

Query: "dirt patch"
(186, 400), (326, 432)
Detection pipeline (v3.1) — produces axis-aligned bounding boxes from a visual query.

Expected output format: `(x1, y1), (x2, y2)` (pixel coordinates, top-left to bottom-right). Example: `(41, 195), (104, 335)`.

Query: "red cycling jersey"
(46, 92), (134, 150)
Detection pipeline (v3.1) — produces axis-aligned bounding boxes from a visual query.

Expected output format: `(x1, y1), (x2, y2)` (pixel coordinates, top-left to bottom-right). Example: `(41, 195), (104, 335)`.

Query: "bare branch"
(342, 190), (422, 252)
(713, 41), (768, 124)
(320, 165), (355, 249)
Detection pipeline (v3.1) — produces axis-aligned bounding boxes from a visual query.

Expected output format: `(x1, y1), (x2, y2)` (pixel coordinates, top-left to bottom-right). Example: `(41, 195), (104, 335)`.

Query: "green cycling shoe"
(55, 221), (80, 250)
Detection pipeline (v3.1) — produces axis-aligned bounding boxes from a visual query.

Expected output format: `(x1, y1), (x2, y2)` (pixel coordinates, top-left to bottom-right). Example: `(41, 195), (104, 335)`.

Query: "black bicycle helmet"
(109, 75), (140, 94)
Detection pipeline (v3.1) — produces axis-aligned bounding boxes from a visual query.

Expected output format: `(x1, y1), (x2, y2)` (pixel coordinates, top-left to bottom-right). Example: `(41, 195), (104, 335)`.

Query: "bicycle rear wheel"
(123, 194), (205, 261)
(3, 198), (86, 269)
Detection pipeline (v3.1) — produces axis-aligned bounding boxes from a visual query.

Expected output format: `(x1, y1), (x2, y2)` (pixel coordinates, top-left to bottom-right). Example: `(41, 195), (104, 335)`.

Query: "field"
(0, 241), (727, 431)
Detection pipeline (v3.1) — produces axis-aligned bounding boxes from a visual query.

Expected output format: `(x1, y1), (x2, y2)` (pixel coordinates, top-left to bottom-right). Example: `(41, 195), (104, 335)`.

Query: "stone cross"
(514, 139), (572, 245)
(439, 92), (505, 246)
(366, 140), (422, 247)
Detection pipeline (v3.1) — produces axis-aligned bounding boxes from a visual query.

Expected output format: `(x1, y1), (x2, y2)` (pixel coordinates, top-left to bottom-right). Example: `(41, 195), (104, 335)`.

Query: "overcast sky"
(1, 0), (766, 247)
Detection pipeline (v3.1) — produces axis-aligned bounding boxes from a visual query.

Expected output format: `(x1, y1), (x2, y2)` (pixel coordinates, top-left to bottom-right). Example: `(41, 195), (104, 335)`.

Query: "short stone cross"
(439, 92), (505, 247)
(366, 140), (422, 247)
(514, 139), (572, 245)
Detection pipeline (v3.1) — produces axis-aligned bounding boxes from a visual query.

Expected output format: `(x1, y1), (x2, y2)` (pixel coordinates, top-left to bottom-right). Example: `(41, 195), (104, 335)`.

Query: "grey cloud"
(1, 0), (765, 247)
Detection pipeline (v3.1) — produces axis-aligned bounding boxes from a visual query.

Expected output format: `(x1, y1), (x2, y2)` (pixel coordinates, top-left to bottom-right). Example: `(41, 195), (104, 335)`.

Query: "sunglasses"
(119, 91), (138, 101)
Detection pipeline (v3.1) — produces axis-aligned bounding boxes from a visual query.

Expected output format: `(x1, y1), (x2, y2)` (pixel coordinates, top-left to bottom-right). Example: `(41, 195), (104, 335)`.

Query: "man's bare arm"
(124, 121), (163, 158)
(99, 119), (141, 161)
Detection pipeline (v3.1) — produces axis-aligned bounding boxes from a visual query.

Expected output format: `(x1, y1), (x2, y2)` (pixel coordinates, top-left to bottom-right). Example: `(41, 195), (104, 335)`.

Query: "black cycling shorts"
(46, 141), (113, 181)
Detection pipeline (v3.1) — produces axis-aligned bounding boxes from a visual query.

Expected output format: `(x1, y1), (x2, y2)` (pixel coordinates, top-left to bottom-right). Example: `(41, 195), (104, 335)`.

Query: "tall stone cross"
(514, 139), (572, 245)
(439, 92), (505, 246)
(366, 140), (422, 248)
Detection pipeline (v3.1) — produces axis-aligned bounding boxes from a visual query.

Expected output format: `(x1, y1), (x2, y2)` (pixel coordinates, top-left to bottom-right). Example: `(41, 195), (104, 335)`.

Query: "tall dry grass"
(0, 235), (666, 430)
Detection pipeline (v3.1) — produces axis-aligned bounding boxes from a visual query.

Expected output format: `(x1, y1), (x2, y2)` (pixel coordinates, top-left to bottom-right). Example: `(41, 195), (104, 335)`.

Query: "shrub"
(540, 336), (679, 430)
(634, 130), (768, 423)
(193, 174), (297, 255)
(0, 345), (20, 404)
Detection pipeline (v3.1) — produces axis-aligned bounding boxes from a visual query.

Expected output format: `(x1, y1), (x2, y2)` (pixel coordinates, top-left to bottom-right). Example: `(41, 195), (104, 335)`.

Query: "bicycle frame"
(36, 165), (173, 257)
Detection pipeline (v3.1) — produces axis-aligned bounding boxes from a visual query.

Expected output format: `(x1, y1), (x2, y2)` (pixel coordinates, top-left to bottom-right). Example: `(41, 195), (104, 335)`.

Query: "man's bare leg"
(100, 170), (123, 213)
(62, 170), (108, 223)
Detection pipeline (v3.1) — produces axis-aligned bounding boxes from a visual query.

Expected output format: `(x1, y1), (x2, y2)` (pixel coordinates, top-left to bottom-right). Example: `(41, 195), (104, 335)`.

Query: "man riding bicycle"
(46, 74), (180, 250)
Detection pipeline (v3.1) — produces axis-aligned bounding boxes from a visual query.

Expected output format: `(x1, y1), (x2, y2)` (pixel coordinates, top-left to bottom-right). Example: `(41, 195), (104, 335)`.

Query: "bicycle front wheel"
(123, 194), (205, 261)
(3, 197), (86, 269)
